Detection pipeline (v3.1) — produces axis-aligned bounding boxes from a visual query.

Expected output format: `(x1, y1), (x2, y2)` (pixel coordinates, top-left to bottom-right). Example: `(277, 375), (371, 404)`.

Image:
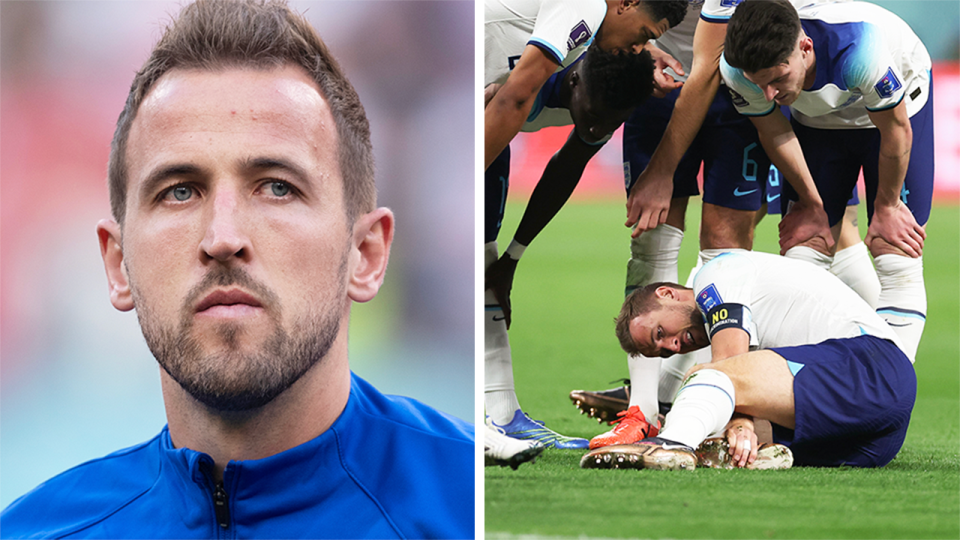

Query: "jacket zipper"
(213, 481), (230, 529)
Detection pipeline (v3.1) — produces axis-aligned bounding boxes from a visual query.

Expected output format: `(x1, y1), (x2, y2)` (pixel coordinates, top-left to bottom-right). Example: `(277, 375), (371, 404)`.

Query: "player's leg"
(484, 146), (589, 449)
(863, 84), (933, 362)
(582, 350), (796, 470)
(781, 119), (861, 268)
(830, 198), (881, 308)
(484, 146), (521, 423)
(570, 92), (695, 431)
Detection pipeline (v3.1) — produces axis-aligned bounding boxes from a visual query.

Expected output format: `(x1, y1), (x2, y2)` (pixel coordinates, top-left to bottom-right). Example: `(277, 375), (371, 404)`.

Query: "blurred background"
(1, 0), (474, 507)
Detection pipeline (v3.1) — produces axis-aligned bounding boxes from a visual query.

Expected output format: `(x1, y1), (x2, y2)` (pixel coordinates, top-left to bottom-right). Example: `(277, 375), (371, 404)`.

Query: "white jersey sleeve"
(692, 250), (761, 349)
(718, 55), (775, 116)
(484, 0), (606, 86)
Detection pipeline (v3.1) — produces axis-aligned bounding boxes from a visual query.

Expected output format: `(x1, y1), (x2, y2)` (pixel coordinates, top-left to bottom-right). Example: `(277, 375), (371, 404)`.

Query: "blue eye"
(269, 182), (291, 197)
(171, 185), (193, 201)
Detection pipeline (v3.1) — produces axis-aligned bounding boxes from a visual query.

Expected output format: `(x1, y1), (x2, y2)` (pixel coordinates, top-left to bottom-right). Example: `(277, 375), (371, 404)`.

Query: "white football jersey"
(485, 0), (606, 87)
(719, 1), (931, 129)
(692, 250), (907, 359)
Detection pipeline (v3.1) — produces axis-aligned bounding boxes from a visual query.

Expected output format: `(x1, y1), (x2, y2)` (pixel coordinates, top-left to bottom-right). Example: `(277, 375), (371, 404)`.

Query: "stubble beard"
(132, 255), (347, 413)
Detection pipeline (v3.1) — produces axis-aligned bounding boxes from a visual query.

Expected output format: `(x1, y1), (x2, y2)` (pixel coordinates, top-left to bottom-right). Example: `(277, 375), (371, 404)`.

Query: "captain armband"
(705, 303), (753, 340)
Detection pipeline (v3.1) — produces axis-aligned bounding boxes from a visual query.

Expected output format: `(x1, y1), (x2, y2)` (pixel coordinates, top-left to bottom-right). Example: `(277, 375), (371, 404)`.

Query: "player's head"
(96, 0), (393, 413)
(567, 46), (655, 144)
(108, 0), (375, 225)
(615, 283), (709, 358)
(595, 0), (687, 55)
(724, 0), (812, 106)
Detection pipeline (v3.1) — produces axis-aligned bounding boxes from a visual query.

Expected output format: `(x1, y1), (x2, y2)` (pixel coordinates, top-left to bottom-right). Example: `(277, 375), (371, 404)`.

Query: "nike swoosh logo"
(886, 322), (912, 327)
(492, 315), (506, 321)
(766, 193), (781, 203)
(734, 188), (758, 197)
(661, 444), (691, 451)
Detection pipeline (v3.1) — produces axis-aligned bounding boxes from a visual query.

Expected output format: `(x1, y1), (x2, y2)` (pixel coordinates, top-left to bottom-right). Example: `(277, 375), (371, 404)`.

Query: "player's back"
(693, 250), (905, 355)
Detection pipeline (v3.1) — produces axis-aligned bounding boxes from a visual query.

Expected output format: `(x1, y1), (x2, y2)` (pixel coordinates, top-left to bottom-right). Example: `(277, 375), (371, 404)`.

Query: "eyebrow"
(139, 163), (203, 202)
(241, 156), (311, 182)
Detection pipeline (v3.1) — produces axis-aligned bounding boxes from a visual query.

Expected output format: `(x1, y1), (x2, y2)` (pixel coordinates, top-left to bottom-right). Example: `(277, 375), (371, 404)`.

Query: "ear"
(347, 207), (395, 303)
(655, 285), (678, 300)
(620, 0), (640, 13)
(568, 70), (581, 89)
(799, 36), (814, 55)
(97, 219), (134, 312)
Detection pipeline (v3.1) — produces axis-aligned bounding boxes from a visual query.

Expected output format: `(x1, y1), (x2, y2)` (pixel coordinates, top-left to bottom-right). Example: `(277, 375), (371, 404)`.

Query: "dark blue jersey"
(1, 374), (474, 539)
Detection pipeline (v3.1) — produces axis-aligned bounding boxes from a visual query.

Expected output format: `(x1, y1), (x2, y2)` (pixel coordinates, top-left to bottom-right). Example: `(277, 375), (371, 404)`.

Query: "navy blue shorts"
(769, 334), (916, 467)
(766, 165), (859, 216)
(622, 86), (772, 211)
(485, 146), (511, 243)
(780, 78), (934, 227)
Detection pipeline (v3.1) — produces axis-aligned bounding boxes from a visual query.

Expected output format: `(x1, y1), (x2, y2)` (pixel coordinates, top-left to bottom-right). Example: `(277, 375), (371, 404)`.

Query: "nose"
(763, 85), (778, 102)
(199, 185), (249, 263)
(667, 336), (681, 353)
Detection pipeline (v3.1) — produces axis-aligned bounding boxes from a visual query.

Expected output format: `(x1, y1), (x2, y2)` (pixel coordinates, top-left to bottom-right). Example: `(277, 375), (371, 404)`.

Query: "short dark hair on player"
(639, 0), (688, 29)
(108, 0), (375, 224)
(584, 46), (655, 111)
(614, 282), (686, 356)
(724, 0), (802, 73)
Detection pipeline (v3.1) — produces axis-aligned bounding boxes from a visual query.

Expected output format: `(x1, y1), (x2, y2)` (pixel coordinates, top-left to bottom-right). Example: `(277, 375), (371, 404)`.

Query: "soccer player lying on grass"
(485, 44), (656, 449)
(581, 250), (916, 470)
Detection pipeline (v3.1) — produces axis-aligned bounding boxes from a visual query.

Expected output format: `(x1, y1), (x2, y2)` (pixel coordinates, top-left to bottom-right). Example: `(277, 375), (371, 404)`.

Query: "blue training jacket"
(1, 374), (475, 539)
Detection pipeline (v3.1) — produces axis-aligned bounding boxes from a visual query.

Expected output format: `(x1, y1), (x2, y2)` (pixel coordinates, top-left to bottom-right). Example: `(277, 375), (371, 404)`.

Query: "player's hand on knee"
(778, 199), (834, 255)
(865, 201), (925, 258)
(625, 170), (672, 238)
(485, 255), (519, 329)
(725, 416), (758, 468)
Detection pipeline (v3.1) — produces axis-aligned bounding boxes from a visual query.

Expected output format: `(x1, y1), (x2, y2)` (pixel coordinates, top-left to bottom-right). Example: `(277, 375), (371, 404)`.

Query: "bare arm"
(749, 111), (834, 255)
(626, 21), (728, 237)
(708, 326), (750, 362)
(484, 45), (558, 170)
(865, 100), (925, 257)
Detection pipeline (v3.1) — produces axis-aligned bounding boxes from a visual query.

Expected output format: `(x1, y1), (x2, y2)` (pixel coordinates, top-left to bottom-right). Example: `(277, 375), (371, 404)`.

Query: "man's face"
(744, 44), (808, 106)
(567, 69), (633, 144)
(595, 4), (670, 56)
(118, 65), (352, 411)
(628, 299), (709, 358)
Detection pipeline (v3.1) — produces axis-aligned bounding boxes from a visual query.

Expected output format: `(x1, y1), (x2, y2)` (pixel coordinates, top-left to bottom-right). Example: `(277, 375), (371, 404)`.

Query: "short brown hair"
(108, 0), (375, 224)
(615, 282), (680, 356)
(724, 0), (802, 74)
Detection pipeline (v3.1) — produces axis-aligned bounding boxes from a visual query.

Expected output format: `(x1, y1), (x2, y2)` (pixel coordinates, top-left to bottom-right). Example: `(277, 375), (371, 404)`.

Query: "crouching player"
(582, 250), (915, 470)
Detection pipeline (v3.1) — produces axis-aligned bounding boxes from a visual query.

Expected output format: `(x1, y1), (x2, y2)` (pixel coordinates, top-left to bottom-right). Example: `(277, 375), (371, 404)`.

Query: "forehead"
(126, 64), (338, 186)
(628, 312), (656, 351)
(746, 62), (793, 86)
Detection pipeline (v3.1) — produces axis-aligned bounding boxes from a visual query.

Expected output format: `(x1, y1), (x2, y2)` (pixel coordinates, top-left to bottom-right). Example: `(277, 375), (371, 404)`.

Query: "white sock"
(830, 241), (880, 309)
(484, 241), (521, 424)
(659, 369), (736, 449)
(784, 245), (834, 270)
(874, 254), (926, 363)
(627, 355), (661, 422)
(624, 224), (683, 421)
(625, 224), (683, 294)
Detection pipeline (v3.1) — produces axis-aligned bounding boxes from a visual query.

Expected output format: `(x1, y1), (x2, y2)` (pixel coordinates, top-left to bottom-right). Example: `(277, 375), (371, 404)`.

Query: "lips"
(195, 289), (263, 313)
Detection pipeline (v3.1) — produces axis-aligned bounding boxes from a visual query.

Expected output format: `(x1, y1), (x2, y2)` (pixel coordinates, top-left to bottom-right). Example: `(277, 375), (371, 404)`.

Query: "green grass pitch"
(485, 198), (959, 539)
